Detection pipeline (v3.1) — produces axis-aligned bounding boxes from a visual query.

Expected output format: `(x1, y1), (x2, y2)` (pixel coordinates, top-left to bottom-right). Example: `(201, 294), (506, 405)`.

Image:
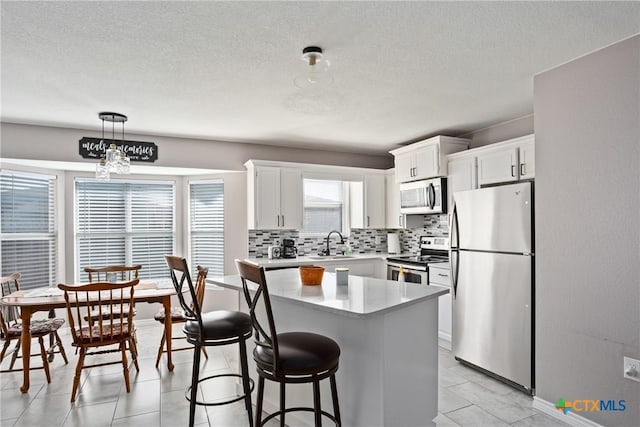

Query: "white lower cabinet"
(429, 263), (452, 349)
(318, 258), (386, 278)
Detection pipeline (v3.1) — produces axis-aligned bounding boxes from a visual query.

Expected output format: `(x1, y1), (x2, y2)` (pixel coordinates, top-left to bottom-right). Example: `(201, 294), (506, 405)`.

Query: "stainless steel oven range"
(386, 236), (449, 285)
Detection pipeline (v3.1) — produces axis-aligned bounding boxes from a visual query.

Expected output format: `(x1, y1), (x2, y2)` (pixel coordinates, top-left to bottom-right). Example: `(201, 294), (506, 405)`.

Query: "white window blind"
(75, 179), (175, 282)
(1, 170), (57, 289)
(189, 180), (224, 276)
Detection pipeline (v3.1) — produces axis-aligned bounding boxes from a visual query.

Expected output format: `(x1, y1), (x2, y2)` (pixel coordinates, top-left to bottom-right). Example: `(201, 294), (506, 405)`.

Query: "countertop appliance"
(400, 177), (447, 215)
(281, 238), (297, 259)
(450, 181), (534, 393)
(267, 245), (281, 259)
(386, 236), (449, 285)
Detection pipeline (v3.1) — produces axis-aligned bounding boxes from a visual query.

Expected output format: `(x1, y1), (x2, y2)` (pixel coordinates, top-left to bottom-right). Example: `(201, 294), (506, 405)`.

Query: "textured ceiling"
(1, 1), (639, 154)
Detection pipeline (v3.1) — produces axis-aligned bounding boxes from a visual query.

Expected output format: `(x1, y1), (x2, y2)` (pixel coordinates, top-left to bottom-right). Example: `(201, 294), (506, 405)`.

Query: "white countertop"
(248, 252), (404, 268)
(207, 269), (448, 319)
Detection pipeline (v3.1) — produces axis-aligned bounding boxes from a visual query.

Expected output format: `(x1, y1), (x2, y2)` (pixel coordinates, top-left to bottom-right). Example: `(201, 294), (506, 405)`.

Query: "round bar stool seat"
(182, 310), (255, 407)
(254, 332), (340, 376)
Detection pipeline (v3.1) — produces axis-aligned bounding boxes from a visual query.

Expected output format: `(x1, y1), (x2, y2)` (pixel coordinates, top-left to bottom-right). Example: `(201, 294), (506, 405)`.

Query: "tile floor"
(1, 320), (568, 426)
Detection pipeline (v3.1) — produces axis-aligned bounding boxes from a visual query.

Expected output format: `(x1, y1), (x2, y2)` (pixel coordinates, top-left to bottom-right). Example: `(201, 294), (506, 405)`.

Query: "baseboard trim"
(438, 333), (451, 350)
(532, 396), (603, 427)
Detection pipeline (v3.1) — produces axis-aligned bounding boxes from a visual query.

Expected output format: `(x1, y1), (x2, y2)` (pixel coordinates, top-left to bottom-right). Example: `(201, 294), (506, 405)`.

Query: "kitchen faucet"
(322, 230), (344, 256)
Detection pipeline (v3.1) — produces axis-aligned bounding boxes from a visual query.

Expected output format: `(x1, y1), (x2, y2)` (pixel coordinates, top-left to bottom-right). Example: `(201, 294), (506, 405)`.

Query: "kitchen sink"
(307, 255), (355, 260)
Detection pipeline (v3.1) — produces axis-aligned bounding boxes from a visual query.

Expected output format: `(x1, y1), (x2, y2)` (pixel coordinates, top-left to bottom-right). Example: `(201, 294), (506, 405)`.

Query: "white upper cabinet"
(390, 136), (469, 183)
(279, 168), (303, 229)
(518, 138), (535, 180)
(476, 134), (535, 186)
(247, 163), (302, 230)
(477, 146), (519, 185)
(394, 152), (415, 183)
(385, 169), (404, 229)
(364, 174), (386, 229)
(447, 155), (477, 209)
(254, 166), (281, 229)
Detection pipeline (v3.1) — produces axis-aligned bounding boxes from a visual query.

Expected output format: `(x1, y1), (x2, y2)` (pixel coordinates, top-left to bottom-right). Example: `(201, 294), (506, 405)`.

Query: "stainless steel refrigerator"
(450, 181), (534, 393)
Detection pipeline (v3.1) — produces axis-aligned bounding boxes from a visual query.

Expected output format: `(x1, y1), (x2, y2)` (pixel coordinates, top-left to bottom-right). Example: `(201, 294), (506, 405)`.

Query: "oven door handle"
(386, 262), (427, 272)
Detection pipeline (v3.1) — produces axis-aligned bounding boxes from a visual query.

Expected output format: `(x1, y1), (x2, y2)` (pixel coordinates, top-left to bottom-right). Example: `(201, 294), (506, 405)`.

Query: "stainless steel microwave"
(399, 177), (447, 214)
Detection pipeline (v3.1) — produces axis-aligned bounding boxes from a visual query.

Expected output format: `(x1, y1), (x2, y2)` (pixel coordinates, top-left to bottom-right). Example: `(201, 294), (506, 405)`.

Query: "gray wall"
(461, 114), (534, 148)
(0, 122), (393, 170)
(534, 35), (639, 426)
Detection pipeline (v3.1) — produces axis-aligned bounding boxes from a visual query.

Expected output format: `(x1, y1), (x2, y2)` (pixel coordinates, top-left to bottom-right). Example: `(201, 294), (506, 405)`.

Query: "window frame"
(73, 177), (177, 282)
(299, 172), (364, 238)
(187, 178), (225, 277)
(0, 165), (64, 289)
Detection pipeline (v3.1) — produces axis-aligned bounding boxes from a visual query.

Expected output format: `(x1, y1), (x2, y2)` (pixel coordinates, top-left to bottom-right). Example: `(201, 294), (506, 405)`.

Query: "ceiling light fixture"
(95, 112), (130, 180)
(294, 46), (333, 88)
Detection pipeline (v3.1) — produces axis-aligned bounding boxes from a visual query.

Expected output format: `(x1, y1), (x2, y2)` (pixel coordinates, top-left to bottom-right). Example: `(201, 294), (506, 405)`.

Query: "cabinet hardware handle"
(399, 215), (402, 227)
(277, 215), (280, 227)
(520, 163), (525, 176)
(511, 165), (516, 177)
(281, 215), (284, 227)
(367, 216), (370, 227)
(437, 273), (448, 277)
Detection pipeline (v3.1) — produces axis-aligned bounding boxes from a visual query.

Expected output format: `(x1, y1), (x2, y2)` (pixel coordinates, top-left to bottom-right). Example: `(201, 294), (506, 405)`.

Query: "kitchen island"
(207, 268), (448, 427)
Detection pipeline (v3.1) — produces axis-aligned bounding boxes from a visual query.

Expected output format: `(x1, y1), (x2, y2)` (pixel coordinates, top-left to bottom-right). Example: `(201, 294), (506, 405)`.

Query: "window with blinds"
(1, 170), (57, 289)
(189, 180), (224, 276)
(75, 179), (175, 282)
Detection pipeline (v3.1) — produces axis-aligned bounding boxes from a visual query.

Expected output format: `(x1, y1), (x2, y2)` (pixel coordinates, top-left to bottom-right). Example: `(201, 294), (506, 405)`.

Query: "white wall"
(534, 35), (639, 426)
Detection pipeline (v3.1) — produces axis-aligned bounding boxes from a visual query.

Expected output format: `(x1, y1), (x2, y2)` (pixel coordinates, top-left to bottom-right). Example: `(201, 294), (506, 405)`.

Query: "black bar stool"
(165, 256), (254, 427)
(235, 259), (341, 427)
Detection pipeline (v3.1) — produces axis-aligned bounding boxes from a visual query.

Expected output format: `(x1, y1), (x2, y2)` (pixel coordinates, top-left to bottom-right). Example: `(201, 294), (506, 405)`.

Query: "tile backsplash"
(248, 214), (449, 258)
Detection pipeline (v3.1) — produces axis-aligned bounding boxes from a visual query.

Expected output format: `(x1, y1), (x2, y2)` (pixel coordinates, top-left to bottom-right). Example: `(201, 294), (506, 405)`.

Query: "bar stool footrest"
(261, 407), (339, 426)
(185, 373), (255, 407)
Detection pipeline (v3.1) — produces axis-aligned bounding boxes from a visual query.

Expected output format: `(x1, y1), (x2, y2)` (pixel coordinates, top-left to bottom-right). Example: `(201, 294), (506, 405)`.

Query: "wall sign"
(79, 137), (158, 162)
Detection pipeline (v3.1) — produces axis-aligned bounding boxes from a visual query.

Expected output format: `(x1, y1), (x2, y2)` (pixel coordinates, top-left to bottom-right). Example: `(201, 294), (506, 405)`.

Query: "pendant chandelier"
(95, 112), (130, 180)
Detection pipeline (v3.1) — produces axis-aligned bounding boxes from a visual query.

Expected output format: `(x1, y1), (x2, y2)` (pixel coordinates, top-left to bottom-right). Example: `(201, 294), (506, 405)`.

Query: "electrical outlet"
(623, 357), (640, 382)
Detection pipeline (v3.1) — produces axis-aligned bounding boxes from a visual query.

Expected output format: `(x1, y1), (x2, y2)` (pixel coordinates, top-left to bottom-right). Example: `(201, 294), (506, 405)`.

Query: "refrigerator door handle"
(449, 202), (460, 298)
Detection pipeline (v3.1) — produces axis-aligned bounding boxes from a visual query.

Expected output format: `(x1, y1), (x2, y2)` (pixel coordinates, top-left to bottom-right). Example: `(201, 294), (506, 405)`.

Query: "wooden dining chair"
(84, 265), (141, 360)
(154, 265), (209, 368)
(58, 279), (139, 402)
(84, 265), (141, 319)
(0, 273), (68, 382)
